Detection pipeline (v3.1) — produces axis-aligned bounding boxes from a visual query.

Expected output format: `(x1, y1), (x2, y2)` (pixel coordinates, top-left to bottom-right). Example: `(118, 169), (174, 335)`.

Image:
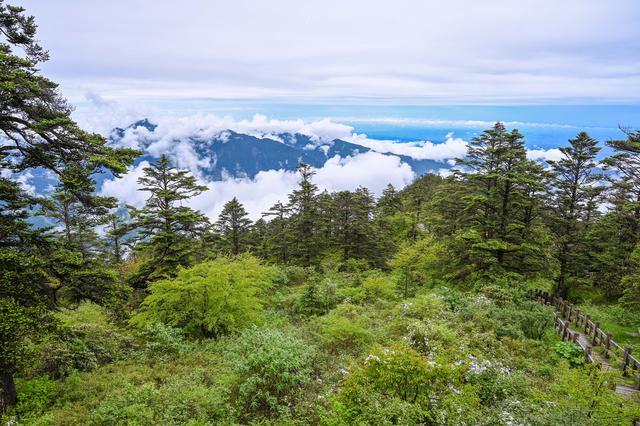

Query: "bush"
(553, 341), (585, 367)
(227, 326), (315, 420)
(330, 343), (475, 424)
(130, 255), (276, 338)
(36, 303), (135, 378)
(15, 377), (57, 418)
(137, 323), (193, 362)
(313, 305), (372, 354)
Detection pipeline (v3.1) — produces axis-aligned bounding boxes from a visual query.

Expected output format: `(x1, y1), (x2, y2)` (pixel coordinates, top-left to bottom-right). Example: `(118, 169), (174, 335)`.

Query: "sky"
(9, 0), (640, 219)
(14, 0), (640, 104)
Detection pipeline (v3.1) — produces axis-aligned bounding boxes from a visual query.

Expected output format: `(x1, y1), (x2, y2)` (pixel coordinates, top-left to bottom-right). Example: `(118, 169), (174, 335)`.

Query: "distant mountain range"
(109, 119), (446, 180)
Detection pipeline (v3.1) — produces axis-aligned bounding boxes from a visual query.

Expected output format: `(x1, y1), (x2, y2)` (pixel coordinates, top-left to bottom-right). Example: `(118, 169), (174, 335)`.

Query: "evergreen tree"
(129, 155), (210, 286)
(597, 129), (640, 297)
(451, 123), (552, 278)
(216, 197), (252, 255)
(0, 1), (137, 410)
(377, 184), (402, 217)
(287, 163), (320, 266)
(105, 210), (133, 264)
(262, 201), (291, 263)
(547, 132), (602, 297)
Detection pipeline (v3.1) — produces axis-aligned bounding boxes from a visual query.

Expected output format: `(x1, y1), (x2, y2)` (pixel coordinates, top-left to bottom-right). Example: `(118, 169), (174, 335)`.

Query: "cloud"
(526, 148), (564, 162)
(17, 0), (640, 103)
(345, 133), (468, 161)
(101, 152), (415, 221)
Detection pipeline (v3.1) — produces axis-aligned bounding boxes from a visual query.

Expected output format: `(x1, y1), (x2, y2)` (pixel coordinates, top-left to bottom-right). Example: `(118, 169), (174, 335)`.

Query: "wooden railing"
(534, 290), (640, 390)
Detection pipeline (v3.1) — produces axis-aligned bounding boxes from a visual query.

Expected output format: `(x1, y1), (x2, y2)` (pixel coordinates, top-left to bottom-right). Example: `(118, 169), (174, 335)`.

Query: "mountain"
(110, 119), (447, 180)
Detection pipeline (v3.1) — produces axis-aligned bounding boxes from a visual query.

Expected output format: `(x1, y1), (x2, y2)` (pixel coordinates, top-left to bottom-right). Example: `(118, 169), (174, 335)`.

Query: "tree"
(377, 184), (402, 217)
(261, 201), (291, 263)
(128, 155), (210, 286)
(215, 197), (252, 255)
(547, 132), (602, 297)
(130, 255), (276, 338)
(330, 187), (378, 263)
(450, 123), (552, 278)
(287, 163), (320, 266)
(0, 1), (137, 411)
(597, 129), (640, 297)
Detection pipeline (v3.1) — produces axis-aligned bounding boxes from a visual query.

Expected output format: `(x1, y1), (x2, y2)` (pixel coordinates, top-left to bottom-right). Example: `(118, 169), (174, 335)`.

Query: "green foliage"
(137, 323), (193, 362)
(130, 255), (276, 338)
(312, 304), (372, 354)
(128, 155), (210, 286)
(329, 343), (477, 425)
(553, 341), (585, 367)
(390, 235), (445, 297)
(15, 377), (57, 417)
(215, 197), (252, 255)
(227, 326), (315, 420)
(35, 303), (135, 379)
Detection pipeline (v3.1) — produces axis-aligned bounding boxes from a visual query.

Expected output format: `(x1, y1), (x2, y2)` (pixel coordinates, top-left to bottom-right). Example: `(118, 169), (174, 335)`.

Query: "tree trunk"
(0, 371), (17, 413)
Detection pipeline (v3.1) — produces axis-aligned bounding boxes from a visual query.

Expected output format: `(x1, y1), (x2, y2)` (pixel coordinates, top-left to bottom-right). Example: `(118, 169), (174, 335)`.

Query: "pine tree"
(261, 201), (291, 263)
(547, 132), (602, 297)
(451, 123), (551, 278)
(596, 129), (640, 297)
(0, 1), (137, 410)
(216, 197), (252, 255)
(287, 163), (320, 266)
(377, 184), (402, 217)
(129, 155), (210, 286)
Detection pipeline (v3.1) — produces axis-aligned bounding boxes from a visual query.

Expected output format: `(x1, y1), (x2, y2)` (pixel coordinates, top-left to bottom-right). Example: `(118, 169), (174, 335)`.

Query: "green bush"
(137, 323), (193, 362)
(329, 343), (475, 424)
(36, 303), (135, 378)
(553, 341), (585, 367)
(227, 326), (315, 420)
(313, 305), (372, 354)
(15, 377), (57, 418)
(130, 255), (276, 338)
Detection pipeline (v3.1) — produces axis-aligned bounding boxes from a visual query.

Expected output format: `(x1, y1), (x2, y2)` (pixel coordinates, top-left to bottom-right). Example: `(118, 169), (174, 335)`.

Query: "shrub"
(137, 323), (193, 362)
(313, 305), (372, 353)
(553, 341), (585, 367)
(227, 327), (315, 420)
(130, 255), (276, 338)
(330, 343), (473, 424)
(36, 303), (135, 378)
(15, 377), (57, 417)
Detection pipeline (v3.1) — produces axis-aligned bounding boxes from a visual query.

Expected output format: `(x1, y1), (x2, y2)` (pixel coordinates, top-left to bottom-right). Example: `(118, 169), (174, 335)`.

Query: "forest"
(2, 2), (640, 425)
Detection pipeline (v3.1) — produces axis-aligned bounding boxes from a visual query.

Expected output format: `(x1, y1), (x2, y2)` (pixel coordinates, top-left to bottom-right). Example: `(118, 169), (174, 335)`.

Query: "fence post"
(592, 321), (600, 345)
(562, 323), (568, 341)
(622, 347), (632, 376)
(604, 333), (612, 359)
(585, 316), (591, 334)
(572, 332), (578, 343)
(585, 345), (592, 363)
(575, 310), (581, 327)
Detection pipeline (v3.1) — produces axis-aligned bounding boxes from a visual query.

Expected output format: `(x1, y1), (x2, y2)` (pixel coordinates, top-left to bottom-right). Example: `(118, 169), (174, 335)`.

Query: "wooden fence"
(534, 290), (640, 390)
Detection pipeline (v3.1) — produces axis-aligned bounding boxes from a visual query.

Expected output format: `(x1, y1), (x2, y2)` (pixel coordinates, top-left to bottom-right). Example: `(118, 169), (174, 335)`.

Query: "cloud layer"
(15, 0), (640, 104)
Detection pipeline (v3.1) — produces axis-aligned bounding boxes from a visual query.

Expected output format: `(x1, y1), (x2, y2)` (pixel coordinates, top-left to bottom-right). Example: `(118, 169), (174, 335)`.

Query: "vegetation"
(1, 1), (640, 424)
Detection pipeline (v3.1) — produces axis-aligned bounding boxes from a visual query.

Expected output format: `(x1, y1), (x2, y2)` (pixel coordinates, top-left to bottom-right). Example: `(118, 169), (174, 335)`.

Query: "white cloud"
(346, 133), (468, 161)
(526, 148), (564, 162)
(101, 152), (415, 221)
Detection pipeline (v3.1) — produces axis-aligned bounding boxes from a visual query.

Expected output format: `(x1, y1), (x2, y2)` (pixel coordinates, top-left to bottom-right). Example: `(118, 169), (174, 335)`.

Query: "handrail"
(533, 290), (640, 390)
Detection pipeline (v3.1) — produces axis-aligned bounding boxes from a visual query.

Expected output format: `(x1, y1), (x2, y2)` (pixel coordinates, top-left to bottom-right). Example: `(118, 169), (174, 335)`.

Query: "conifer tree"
(129, 155), (210, 286)
(287, 163), (320, 266)
(452, 123), (551, 277)
(216, 197), (252, 255)
(262, 201), (291, 263)
(0, 1), (137, 410)
(596, 129), (640, 297)
(547, 132), (602, 297)
(377, 184), (402, 217)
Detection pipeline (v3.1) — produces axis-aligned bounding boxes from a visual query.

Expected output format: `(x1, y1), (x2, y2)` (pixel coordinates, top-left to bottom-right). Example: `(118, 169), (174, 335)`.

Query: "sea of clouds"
(96, 114), (563, 220)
